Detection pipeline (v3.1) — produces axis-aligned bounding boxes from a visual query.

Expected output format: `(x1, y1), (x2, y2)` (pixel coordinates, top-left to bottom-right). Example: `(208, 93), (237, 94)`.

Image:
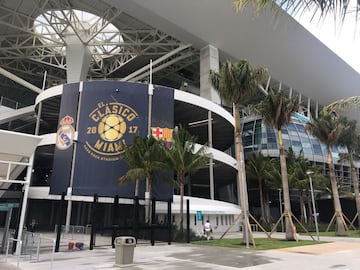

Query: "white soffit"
(113, 0), (360, 107)
(0, 130), (42, 158)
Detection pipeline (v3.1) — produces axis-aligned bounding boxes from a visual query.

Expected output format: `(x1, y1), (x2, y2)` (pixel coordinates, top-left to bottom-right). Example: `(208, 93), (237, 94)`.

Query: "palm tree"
(233, 0), (357, 22)
(164, 126), (209, 231)
(263, 158), (283, 225)
(264, 158), (282, 190)
(337, 118), (360, 229)
(286, 148), (309, 223)
(118, 135), (169, 222)
(286, 148), (325, 224)
(246, 152), (273, 225)
(118, 135), (144, 197)
(252, 89), (300, 240)
(209, 59), (267, 245)
(305, 112), (347, 236)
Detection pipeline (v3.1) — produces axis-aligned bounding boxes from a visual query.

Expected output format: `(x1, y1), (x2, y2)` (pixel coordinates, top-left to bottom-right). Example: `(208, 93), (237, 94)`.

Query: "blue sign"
(196, 211), (203, 221)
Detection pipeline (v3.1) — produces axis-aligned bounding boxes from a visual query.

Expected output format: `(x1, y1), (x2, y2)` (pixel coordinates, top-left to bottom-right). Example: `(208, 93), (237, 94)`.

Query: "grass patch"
(300, 230), (360, 238)
(192, 238), (326, 250)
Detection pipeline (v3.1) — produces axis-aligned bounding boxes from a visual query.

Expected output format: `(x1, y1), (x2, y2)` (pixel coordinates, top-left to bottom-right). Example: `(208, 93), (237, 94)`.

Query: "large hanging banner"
(50, 83), (79, 195)
(50, 81), (174, 200)
(150, 85), (174, 200)
(72, 81), (148, 197)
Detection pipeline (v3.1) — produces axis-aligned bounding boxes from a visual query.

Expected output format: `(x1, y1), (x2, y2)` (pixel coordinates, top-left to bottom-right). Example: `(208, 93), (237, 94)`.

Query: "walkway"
(1, 232), (360, 270)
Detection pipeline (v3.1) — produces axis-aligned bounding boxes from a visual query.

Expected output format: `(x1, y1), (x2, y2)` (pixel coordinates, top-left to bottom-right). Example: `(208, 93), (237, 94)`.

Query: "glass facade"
(242, 117), (355, 190)
(242, 117), (347, 157)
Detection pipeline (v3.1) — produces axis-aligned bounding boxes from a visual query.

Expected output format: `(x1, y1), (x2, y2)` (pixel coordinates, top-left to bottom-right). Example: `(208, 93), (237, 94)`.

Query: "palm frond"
(118, 168), (145, 184)
(165, 126), (209, 185)
(255, 89), (299, 130)
(233, 0), (355, 23)
(323, 96), (360, 114)
(233, 0), (279, 14)
(305, 112), (344, 146)
(209, 60), (267, 106)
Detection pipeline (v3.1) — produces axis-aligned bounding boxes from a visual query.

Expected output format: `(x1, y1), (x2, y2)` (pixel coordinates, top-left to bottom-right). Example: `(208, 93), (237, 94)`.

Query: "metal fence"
(54, 225), (86, 240)
(2, 230), (56, 270)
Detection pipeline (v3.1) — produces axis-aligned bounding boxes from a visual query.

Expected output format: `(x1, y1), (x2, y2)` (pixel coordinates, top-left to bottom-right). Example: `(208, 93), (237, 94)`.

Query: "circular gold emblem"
(98, 114), (127, 142)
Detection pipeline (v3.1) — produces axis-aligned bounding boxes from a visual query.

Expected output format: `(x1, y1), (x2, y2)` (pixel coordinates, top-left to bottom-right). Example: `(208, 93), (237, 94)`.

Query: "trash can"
(114, 236), (136, 265)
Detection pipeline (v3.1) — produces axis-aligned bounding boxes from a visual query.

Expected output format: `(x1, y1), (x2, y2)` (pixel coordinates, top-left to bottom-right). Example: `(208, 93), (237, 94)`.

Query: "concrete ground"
(1, 232), (360, 270)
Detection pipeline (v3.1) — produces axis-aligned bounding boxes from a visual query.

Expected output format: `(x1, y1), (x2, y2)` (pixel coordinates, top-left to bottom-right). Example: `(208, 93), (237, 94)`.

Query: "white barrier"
(36, 234), (56, 269)
(5, 237), (22, 269)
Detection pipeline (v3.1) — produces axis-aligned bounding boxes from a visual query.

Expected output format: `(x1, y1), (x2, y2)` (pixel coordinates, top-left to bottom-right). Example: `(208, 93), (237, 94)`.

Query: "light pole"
(306, 170), (319, 240)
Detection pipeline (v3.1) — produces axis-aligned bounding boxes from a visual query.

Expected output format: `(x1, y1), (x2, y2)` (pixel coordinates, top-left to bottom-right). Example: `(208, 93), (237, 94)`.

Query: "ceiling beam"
(0, 67), (42, 94)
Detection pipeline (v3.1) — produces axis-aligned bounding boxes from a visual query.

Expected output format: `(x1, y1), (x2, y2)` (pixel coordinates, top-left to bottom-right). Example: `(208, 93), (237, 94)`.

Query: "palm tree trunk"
(179, 182), (184, 231)
(135, 179), (139, 197)
(258, 179), (266, 225)
(278, 130), (294, 240)
(147, 177), (153, 224)
(264, 191), (271, 224)
(327, 148), (346, 236)
(299, 190), (305, 223)
(350, 155), (360, 229)
(233, 103), (250, 245)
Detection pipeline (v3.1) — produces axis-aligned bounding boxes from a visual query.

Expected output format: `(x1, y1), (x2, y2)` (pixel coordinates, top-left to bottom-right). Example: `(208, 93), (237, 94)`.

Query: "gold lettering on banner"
(85, 100), (139, 161)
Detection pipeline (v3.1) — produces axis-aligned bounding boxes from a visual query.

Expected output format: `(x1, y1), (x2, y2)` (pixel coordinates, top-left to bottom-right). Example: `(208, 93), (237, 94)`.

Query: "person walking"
(203, 220), (213, 240)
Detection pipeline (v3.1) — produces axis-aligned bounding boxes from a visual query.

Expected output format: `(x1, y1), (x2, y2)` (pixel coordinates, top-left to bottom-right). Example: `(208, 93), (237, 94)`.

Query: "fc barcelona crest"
(56, 115), (75, 150)
(151, 127), (173, 148)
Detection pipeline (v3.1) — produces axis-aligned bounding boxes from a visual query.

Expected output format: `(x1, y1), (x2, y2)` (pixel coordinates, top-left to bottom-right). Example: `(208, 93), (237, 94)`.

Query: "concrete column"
(208, 111), (214, 200)
(200, 45), (221, 104)
(65, 35), (92, 83)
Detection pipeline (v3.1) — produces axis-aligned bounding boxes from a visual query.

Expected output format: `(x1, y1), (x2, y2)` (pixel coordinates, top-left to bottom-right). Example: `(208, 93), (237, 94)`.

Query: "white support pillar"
(65, 35), (92, 83)
(65, 82), (83, 231)
(200, 45), (221, 104)
(16, 155), (34, 255)
(208, 111), (214, 200)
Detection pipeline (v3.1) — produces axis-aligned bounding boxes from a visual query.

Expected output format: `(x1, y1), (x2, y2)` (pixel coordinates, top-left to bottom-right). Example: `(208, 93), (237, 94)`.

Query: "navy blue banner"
(72, 81), (148, 197)
(50, 81), (174, 200)
(50, 83), (80, 195)
(151, 85), (174, 200)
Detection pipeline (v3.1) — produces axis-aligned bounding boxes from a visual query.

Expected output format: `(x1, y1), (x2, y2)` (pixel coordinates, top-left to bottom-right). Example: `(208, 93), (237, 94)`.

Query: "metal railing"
(3, 231), (56, 270)
(35, 234), (56, 269)
(20, 231), (38, 258)
(0, 96), (25, 110)
(5, 237), (22, 270)
(54, 225), (86, 240)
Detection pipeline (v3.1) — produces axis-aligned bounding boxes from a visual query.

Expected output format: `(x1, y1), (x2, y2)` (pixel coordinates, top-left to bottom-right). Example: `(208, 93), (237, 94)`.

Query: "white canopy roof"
(0, 130), (42, 158)
(114, 0), (360, 118)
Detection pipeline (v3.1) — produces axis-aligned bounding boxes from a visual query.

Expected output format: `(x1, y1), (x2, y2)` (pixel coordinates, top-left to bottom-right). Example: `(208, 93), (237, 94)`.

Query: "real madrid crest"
(56, 115), (75, 150)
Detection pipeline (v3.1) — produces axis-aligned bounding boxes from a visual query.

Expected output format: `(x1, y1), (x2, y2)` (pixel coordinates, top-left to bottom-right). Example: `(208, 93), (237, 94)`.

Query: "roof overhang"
(0, 130), (42, 158)
(110, 0), (360, 112)
(0, 130), (42, 193)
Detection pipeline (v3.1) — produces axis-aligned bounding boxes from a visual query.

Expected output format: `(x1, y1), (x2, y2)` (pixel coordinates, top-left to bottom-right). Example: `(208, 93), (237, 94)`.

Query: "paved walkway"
(1, 232), (360, 270)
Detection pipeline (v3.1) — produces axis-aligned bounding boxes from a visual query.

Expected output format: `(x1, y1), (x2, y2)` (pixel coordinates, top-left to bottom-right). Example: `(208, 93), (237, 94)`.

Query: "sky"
(292, 5), (360, 74)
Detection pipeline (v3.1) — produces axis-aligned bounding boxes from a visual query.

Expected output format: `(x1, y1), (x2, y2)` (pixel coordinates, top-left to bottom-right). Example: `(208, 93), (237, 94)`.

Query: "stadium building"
(1, 0), (360, 240)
